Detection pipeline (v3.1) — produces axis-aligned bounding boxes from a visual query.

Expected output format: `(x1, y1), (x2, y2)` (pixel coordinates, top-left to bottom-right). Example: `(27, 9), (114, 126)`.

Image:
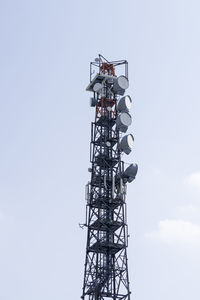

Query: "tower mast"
(81, 55), (138, 300)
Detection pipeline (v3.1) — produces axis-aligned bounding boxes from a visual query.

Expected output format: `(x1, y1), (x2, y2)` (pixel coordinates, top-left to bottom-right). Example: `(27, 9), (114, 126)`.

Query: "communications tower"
(81, 55), (138, 300)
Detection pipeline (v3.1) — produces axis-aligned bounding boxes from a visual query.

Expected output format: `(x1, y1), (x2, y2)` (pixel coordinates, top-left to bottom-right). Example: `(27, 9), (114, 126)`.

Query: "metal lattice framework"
(81, 55), (137, 300)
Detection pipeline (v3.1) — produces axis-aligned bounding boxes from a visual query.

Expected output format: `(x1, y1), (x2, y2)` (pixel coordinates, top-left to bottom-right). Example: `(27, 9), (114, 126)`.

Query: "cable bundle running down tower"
(81, 55), (138, 300)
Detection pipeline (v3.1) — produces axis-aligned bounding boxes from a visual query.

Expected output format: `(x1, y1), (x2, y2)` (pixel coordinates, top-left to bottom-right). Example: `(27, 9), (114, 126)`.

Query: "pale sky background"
(0, 0), (200, 299)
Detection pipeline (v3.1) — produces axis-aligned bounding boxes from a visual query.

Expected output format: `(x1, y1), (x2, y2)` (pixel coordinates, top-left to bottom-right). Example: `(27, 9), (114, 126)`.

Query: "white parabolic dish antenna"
(116, 112), (132, 133)
(127, 134), (134, 148)
(113, 76), (129, 95)
(119, 134), (134, 154)
(117, 95), (132, 112)
(93, 82), (103, 93)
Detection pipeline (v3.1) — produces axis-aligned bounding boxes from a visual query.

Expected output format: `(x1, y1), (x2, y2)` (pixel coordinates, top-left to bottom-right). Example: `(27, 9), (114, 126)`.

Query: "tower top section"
(86, 54), (128, 92)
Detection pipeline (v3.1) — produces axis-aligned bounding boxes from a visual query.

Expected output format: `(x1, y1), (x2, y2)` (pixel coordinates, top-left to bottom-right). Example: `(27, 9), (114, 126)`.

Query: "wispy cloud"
(146, 219), (200, 245)
(186, 171), (200, 191)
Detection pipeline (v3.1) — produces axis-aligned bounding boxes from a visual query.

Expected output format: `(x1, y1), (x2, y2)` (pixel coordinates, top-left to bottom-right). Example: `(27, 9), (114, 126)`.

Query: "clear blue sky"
(0, 0), (200, 299)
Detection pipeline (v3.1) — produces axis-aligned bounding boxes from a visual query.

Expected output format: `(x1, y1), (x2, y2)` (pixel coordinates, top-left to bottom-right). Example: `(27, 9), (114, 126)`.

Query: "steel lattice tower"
(81, 55), (138, 300)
